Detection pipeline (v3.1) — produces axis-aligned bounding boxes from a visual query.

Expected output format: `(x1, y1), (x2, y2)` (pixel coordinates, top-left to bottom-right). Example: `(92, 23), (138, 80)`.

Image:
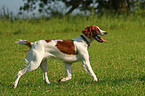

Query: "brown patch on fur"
(45, 40), (51, 43)
(82, 25), (101, 38)
(56, 40), (77, 55)
(25, 41), (32, 48)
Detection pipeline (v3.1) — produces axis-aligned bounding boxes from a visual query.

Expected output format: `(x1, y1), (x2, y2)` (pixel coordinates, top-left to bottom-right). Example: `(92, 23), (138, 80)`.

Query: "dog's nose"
(104, 32), (107, 35)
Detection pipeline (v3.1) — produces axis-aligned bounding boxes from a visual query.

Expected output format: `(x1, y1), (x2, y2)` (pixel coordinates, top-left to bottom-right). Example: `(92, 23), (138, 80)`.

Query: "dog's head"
(82, 25), (108, 43)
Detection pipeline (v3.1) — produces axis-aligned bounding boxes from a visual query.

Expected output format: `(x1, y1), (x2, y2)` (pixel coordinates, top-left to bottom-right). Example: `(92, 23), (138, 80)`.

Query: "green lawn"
(0, 15), (145, 95)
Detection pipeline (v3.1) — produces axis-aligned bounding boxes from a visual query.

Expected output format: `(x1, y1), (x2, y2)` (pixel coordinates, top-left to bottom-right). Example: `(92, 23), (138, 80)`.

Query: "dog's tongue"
(95, 36), (108, 43)
(100, 37), (108, 42)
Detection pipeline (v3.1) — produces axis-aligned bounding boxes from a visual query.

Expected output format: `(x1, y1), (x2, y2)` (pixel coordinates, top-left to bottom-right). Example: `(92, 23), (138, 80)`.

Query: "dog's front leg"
(79, 49), (98, 81)
(82, 60), (98, 81)
(58, 62), (72, 83)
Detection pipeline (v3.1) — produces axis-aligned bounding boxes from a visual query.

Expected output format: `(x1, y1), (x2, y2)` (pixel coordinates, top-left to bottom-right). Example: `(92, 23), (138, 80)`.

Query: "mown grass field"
(0, 15), (145, 95)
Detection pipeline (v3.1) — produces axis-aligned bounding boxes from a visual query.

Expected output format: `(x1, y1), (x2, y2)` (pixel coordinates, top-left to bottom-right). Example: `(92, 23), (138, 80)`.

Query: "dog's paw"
(58, 78), (62, 83)
(43, 80), (50, 84)
(13, 82), (16, 89)
(93, 78), (98, 82)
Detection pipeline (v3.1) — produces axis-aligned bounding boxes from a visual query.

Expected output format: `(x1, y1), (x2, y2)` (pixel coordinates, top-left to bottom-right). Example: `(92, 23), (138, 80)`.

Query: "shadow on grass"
(138, 75), (145, 81)
(77, 75), (145, 86)
(2, 75), (145, 89)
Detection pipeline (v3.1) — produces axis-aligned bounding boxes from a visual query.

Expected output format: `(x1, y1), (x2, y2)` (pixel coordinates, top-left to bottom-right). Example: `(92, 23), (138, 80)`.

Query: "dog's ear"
(82, 26), (98, 38)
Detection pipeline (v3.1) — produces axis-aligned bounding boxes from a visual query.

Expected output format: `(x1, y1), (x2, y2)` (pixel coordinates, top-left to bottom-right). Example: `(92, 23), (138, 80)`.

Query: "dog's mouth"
(93, 35), (108, 43)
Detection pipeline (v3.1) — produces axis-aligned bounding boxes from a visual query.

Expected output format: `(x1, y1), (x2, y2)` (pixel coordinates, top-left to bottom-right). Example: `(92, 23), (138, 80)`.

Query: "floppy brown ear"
(82, 26), (94, 38)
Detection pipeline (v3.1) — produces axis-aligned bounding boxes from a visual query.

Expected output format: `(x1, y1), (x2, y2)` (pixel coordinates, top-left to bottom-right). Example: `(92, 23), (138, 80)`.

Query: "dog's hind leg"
(40, 59), (50, 84)
(58, 62), (72, 83)
(14, 51), (43, 88)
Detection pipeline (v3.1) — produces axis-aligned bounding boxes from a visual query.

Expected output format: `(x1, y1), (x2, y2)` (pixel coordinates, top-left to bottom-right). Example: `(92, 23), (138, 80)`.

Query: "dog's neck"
(72, 34), (94, 47)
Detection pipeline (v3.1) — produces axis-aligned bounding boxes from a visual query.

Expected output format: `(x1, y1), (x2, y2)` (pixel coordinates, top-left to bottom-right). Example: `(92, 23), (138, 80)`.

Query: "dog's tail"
(16, 39), (33, 48)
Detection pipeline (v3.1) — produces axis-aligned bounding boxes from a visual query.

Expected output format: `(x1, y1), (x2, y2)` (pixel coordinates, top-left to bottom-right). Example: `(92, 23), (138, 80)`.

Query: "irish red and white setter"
(14, 25), (108, 88)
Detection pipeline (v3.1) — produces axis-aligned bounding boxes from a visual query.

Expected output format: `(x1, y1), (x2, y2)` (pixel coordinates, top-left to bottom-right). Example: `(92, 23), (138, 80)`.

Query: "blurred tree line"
(18, 0), (145, 16)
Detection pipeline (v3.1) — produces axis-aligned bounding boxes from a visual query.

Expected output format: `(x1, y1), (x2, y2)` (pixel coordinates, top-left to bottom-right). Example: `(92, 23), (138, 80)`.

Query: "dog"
(14, 25), (108, 88)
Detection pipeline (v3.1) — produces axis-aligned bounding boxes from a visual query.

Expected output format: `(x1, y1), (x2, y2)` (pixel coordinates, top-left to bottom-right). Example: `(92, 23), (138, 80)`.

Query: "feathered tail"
(16, 39), (33, 48)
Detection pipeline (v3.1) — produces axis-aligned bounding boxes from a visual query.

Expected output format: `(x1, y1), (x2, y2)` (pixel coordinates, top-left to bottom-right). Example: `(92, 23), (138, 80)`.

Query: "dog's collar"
(80, 34), (90, 47)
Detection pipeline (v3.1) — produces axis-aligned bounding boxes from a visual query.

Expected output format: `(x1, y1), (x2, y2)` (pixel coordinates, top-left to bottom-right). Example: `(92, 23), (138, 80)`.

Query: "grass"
(0, 15), (145, 95)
